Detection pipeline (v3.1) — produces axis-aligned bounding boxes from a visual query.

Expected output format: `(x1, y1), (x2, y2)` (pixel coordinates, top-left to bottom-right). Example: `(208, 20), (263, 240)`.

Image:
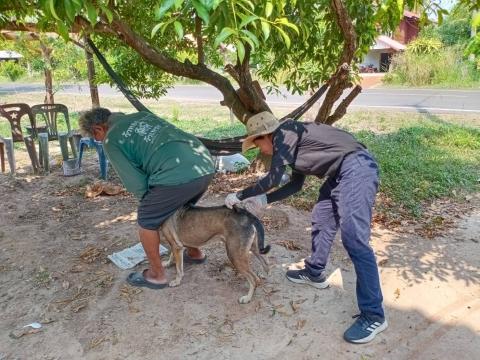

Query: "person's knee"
(341, 231), (372, 255)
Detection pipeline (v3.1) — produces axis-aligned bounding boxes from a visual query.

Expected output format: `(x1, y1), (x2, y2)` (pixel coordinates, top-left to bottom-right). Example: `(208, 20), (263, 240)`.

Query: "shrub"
(0, 61), (26, 82)
(384, 46), (480, 87)
(407, 37), (443, 55)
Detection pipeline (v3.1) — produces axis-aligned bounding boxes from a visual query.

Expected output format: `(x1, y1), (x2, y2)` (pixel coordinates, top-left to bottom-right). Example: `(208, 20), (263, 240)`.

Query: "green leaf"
(155, 0), (175, 19)
(160, 22), (171, 35)
(261, 21), (270, 40)
(239, 0), (254, 11)
(174, 0), (184, 10)
(437, 11), (443, 25)
(276, 26), (291, 48)
(102, 6), (113, 23)
(57, 20), (69, 41)
(276, 18), (299, 34)
(265, 2), (273, 17)
(200, 0), (216, 11)
(192, 0), (210, 24)
(239, 15), (258, 29)
(49, 0), (61, 20)
(241, 29), (259, 48)
(64, 0), (75, 22)
(85, 2), (98, 25)
(71, 0), (82, 12)
(473, 13), (480, 28)
(211, 0), (222, 10)
(241, 36), (255, 50)
(174, 21), (184, 40)
(151, 23), (163, 38)
(214, 27), (236, 47)
(235, 40), (245, 63)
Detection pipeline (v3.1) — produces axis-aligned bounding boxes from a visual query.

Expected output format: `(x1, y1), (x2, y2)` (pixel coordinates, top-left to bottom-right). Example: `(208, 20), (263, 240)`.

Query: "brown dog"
(160, 205), (270, 303)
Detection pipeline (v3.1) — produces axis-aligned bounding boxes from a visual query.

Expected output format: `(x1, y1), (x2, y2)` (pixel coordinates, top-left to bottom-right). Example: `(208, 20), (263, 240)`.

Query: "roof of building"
(373, 35), (406, 51)
(0, 50), (23, 59)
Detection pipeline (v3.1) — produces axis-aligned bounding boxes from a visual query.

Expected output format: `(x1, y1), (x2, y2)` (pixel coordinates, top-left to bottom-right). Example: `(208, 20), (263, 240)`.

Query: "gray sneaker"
(286, 268), (329, 289)
(344, 313), (388, 344)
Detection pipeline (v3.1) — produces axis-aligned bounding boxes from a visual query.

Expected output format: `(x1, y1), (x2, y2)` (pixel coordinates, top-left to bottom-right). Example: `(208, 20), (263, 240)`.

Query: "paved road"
(1, 83), (479, 113)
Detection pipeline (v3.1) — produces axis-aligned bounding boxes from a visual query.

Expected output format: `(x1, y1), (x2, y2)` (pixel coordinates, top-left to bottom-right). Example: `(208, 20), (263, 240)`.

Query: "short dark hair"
(78, 107), (112, 136)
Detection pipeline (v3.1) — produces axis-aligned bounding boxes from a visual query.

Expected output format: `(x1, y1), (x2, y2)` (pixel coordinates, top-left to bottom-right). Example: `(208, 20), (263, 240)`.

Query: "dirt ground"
(0, 149), (479, 360)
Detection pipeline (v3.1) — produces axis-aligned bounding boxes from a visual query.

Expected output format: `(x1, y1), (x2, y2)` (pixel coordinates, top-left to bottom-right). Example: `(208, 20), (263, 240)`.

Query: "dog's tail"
(233, 205), (271, 255)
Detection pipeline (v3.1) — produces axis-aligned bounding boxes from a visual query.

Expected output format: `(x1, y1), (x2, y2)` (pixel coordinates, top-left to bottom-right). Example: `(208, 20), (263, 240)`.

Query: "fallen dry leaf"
(276, 240), (302, 251)
(9, 327), (42, 339)
(79, 245), (103, 263)
(85, 181), (124, 199)
(120, 284), (143, 304)
(378, 259), (388, 267)
(88, 335), (108, 349)
(296, 319), (307, 330)
(290, 298), (307, 313)
(394, 288), (401, 299)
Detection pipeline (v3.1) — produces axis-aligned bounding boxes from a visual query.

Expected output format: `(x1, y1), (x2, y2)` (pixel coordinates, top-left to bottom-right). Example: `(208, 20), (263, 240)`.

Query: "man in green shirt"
(79, 108), (215, 289)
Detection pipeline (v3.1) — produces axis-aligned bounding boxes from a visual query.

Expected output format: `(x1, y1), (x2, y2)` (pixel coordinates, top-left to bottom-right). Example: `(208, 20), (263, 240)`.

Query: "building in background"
(361, 11), (420, 72)
(0, 50), (23, 63)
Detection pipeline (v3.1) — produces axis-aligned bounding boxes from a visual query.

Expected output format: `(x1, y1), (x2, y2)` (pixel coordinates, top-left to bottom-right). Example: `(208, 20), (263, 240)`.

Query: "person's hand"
(243, 194), (268, 213)
(225, 193), (241, 209)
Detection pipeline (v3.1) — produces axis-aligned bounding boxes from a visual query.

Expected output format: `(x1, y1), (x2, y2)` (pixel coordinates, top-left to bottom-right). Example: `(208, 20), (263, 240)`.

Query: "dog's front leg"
(169, 247), (184, 287)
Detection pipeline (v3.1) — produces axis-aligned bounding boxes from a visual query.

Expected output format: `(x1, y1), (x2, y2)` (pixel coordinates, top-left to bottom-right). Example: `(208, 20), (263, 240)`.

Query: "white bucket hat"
(241, 111), (280, 153)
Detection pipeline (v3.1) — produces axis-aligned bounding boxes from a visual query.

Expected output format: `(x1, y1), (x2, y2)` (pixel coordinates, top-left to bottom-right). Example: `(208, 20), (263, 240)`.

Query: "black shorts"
(137, 174), (214, 230)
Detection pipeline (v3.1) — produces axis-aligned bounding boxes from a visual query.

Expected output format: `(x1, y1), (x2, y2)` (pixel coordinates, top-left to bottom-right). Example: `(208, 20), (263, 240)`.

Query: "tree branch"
(0, 18), (115, 35)
(325, 85), (361, 125)
(108, 18), (251, 122)
(195, 14), (204, 65)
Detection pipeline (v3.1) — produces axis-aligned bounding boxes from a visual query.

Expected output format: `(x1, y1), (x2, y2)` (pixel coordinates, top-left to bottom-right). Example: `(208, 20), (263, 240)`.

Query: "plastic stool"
(78, 137), (109, 180)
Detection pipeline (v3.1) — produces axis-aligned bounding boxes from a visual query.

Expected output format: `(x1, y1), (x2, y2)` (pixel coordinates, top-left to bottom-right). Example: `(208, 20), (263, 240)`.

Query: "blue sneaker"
(285, 268), (329, 289)
(344, 313), (388, 344)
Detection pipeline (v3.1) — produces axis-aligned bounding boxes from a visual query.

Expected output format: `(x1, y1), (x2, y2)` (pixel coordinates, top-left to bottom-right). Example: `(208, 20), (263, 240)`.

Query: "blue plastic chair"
(78, 137), (109, 180)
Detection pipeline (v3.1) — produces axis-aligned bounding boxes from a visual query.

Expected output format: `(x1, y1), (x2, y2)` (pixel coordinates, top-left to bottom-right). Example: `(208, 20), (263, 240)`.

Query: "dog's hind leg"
(226, 240), (259, 304)
(161, 252), (175, 268)
(250, 230), (270, 276)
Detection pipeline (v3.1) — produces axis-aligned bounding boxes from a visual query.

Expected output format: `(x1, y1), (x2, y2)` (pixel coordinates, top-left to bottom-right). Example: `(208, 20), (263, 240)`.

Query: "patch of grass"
(1, 91), (478, 219)
(287, 121), (480, 217)
(383, 47), (480, 88)
(34, 267), (52, 288)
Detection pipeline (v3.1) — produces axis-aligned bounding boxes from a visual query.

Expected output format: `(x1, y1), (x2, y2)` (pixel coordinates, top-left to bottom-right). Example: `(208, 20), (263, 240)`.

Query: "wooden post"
(58, 132), (69, 160)
(24, 135), (40, 174)
(38, 133), (49, 173)
(3, 138), (15, 174)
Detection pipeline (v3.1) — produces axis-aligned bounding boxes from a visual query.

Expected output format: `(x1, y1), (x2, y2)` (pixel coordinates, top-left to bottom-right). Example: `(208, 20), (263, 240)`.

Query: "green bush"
(437, 19), (472, 46)
(384, 46), (480, 87)
(407, 37), (443, 55)
(0, 61), (26, 82)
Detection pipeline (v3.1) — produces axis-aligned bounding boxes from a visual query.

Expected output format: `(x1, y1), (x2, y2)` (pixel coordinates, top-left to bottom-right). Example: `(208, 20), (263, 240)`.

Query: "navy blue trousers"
(304, 150), (384, 319)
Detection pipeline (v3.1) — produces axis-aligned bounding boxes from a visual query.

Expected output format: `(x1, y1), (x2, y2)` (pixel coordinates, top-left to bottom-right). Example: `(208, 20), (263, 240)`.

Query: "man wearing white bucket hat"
(225, 111), (387, 344)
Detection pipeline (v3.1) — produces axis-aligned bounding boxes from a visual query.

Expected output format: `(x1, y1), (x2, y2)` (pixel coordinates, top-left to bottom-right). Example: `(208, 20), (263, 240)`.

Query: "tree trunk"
(43, 68), (54, 104)
(39, 40), (54, 104)
(84, 36), (100, 108)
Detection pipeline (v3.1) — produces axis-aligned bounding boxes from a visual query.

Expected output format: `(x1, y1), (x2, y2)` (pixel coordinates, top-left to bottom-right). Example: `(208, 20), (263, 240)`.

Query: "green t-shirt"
(103, 112), (215, 199)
